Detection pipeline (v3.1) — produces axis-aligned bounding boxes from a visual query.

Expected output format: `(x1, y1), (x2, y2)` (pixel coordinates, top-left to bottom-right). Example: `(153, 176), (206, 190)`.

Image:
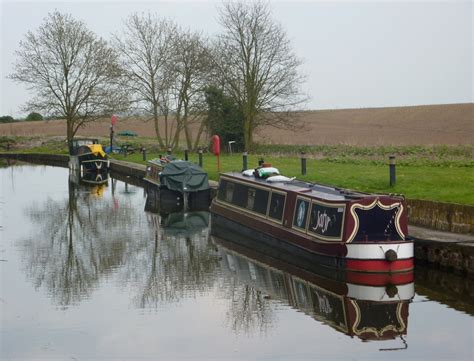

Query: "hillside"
(1, 103), (472, 146)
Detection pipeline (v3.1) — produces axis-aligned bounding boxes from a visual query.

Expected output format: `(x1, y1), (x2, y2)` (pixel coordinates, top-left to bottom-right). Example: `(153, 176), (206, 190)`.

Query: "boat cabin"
(216, 171), (407, 245)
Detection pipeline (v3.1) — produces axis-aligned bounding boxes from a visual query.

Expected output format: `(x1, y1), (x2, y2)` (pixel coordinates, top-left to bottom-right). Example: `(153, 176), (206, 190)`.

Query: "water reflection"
(126, 188), (219, 308)
(214, 234), (414, 343)
(3, 165), (473, 360)
(415, 265), (474, 316)
(21, 174), (142, 307)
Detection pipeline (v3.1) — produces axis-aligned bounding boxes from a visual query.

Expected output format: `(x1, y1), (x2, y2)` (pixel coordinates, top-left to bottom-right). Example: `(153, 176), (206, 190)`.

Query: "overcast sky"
(1, 0), (472, 117)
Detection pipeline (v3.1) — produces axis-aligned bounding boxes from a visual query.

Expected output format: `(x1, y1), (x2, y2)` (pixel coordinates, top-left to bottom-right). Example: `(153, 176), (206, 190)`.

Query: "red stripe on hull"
(346, 270), (414, 286)
(346, 258), (414, 274)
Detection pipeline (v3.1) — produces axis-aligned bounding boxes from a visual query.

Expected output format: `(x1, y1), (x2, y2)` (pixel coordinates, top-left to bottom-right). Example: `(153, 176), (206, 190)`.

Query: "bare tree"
(9, 12), (126, 148)
(115, 14), (211, 151)
(214, 1), (306, 150)
(114, 13), (176, 149)
(170, 29), (212, 151)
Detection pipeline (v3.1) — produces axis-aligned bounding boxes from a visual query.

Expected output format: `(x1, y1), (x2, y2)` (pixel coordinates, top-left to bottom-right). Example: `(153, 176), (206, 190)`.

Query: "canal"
(1, 164), (472, 360)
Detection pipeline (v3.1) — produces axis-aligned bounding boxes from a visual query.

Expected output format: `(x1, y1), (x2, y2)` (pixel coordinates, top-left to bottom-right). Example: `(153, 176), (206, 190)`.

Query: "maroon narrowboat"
(210, 169), (414, 274)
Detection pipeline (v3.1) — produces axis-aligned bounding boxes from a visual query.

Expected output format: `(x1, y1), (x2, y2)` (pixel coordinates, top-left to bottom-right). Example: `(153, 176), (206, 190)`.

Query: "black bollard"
(243, 151), (248, 170)
(258, 158), (264, 167)
(301, 151), (307, 175)
(184, 149), (189, 161)
(167, 147), (172, 155)
(109, 125), (114, 154)
(142, 147), (147, 161)
(389, 155), (396, 187)
(198, 148), (203, 167)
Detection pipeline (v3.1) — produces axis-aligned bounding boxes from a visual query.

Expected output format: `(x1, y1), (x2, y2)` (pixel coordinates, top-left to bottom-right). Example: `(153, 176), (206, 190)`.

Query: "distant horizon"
(3, 101), (472, 120)
(1, 0), (472, 117)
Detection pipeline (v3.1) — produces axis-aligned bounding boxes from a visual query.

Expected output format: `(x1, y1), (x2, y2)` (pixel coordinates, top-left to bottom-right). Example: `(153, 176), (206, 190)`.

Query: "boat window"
(293, 198), (310, 230)
(218, 179), (228, 201)
(253, 188), (269, 215)
(308, 202), (344, 240)
(268, 192), (285, 221)
(232, 183), (248, 208)
(226, 182), (235, 203)
(247, 188), (255, 210)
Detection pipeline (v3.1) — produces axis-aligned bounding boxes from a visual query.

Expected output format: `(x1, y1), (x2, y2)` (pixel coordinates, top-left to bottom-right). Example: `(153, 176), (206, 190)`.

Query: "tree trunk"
(243, 111), (253, 151)
(153, 105), (165, 148)
(192, 120), (206, 151)
(67, 117), (74, 154)
(183, 111), (192, 151)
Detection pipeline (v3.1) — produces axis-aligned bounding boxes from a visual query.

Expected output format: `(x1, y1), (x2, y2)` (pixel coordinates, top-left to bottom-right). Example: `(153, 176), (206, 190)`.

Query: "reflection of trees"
(122, 212), (221, 309)
(216, 251), (276, 336)
(225, 282), (275, 336)
(21, 176), (222, 309)
(21, 180), (146, 307)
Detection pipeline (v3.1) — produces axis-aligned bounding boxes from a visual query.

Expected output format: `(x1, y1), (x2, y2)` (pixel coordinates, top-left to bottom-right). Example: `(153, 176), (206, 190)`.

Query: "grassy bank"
(113, 151), (473, 205)
(2, 136), (473, 205)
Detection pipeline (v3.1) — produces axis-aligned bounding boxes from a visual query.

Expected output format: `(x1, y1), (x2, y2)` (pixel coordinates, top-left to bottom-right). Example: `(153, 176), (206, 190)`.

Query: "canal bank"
(1, 152), (472, 275)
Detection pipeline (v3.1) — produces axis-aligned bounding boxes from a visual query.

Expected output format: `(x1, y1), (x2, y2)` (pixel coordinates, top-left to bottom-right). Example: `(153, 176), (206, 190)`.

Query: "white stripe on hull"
(346, 242), (413, 260)
(347, 283), (414, 301)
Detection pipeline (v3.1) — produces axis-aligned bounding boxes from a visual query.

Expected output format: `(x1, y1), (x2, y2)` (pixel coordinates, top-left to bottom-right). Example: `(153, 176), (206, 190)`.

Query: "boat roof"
(221, 171), (377, 202)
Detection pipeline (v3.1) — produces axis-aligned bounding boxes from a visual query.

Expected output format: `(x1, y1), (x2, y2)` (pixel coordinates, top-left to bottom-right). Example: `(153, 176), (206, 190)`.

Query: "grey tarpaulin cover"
(159, 161), (210, 192)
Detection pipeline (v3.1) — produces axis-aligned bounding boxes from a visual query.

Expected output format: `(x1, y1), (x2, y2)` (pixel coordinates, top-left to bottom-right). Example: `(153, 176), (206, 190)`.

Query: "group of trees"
(0, 112), (43, 123)
(10, 1), (305, 151)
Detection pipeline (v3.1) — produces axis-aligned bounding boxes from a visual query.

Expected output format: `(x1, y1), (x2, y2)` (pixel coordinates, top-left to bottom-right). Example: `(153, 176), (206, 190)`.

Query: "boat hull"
(211, 204), (413, 274)
(79, 154), (108, 171)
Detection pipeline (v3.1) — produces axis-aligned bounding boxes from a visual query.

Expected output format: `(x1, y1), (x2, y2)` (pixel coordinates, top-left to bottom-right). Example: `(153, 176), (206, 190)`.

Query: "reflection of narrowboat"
(145, 158), (211, 210)
(68, 169), (108, 198)
(215, 235), (413, 342)
(145, 186), (210, 240)
(211, 168), (413, 273)
(69, 138), (108, 172)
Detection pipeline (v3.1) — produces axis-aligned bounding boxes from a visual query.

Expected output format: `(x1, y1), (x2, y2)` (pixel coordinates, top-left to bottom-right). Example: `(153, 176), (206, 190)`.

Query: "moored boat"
(69, 138), (108, 172)
(210, 166), (414, 273)
(145, 158), (211, 210)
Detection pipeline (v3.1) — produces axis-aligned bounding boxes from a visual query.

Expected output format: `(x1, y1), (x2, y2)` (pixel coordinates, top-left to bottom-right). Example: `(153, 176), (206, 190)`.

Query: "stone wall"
(414, 238), (474, 276)
(0, 153), (68, 167)
(407, 199), (474, 234)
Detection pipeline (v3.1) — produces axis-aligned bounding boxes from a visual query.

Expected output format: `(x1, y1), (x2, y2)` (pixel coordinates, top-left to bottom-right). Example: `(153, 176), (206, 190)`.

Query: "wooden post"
(389, 155), (396, 187)
(243, 151), (248, 170)
(301, 152), (307, 175)
(198, 148), (203, 167)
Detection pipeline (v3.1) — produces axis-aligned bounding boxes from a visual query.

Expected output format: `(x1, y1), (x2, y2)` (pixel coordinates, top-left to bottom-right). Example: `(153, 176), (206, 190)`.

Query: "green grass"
(2, 136), (472, 205)
(113, 151), (474, 205)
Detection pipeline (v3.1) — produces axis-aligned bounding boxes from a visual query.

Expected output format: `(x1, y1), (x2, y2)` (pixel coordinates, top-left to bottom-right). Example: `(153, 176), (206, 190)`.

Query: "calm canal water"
(1, 164), (473, 361)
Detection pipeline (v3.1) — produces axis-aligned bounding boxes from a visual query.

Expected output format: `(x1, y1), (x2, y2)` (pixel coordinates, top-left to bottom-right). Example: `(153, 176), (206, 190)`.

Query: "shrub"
(204, 85), (244, 152)
(26, 112), (43, 121)
(0, 115), (15, 123)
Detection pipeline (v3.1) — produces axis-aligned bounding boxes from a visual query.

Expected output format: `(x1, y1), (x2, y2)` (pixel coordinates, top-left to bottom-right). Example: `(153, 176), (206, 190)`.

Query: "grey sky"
(1, 0), (472, 117)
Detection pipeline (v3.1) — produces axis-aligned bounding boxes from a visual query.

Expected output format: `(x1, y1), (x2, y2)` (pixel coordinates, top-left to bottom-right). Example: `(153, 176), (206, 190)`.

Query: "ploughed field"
(1, 103), (472, 146)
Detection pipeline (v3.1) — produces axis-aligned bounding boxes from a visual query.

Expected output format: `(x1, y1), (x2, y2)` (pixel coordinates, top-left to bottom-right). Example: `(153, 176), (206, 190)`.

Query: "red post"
(211, 135), (221, 172)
